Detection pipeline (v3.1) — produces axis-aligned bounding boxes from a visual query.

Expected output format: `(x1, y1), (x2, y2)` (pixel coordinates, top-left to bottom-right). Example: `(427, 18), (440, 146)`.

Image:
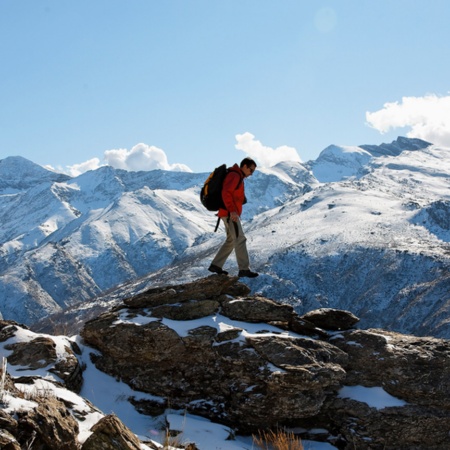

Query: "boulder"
(221, 295), (294, 322)
(302, 308), (359, 331)
(15, 396), (80, 450)
(83, 324), (346, 430)
(81, 278), (347, 433)
(1, 320), (83, 393)
(330, 328), (450, 408)
(123, 275), (250, 308)
(81, 414), (141, 450)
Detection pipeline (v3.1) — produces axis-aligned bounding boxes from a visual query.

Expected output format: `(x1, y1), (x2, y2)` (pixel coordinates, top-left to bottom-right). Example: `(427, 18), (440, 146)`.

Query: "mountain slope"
(238, 143), (450, 337)
(3, 137), (450, 339)
(0, 157), (310, 324)
(308, 136), (432, 183)
(44, 137), (450, 339)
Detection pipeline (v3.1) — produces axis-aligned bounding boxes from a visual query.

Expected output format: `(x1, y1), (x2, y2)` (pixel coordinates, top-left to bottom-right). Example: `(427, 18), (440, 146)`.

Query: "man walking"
(208, 157), (259, 278)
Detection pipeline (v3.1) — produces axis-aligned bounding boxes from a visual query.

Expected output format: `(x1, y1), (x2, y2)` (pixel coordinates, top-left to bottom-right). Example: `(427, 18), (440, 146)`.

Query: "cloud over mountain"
(366, 94), (450, 147)
(62, 135), (302, 176)
(63, 158), (102, 176)
(235, 132), (302, 167)
(104, 143), (192, 172)
(62, 143), (192, 176)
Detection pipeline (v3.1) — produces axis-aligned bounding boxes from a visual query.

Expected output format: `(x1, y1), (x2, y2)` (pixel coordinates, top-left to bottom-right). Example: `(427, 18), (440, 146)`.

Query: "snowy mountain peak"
(360, 136), (432, 157)
(309, 144), (372, 183)
(0, 157), (308, 325)
(309, 136), (433, 183)
(0, 155), (70, 192)
(315, 144), (372, 165)
(258, 160), (318, 186)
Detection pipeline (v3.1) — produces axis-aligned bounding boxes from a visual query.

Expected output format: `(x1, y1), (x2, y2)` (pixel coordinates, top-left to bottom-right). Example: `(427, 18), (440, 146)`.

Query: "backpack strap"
(214, 216), (221, 232)
(214, 214), (239, 237)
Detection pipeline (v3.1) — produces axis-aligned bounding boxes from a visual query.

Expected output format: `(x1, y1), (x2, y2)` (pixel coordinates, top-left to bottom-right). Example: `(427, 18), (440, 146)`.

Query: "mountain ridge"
(2, 137), (450, 340)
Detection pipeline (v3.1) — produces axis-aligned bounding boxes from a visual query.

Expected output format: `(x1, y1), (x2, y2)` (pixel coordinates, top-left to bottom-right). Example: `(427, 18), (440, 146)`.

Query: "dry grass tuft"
(253, 428), (304, 450)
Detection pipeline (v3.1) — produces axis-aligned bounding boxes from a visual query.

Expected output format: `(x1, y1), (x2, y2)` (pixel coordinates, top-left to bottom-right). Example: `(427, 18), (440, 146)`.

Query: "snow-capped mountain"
(308, 136), (431, 183)
(3, 136), (450, 339)
(0, 156), (310, 324)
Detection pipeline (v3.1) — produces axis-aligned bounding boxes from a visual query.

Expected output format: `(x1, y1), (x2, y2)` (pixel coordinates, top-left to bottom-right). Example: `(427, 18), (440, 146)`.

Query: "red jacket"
(218, 164), (245, 218)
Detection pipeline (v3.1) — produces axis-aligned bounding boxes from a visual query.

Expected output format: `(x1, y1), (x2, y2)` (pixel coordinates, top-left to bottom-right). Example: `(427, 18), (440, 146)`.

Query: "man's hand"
(230, 212), (239, 222)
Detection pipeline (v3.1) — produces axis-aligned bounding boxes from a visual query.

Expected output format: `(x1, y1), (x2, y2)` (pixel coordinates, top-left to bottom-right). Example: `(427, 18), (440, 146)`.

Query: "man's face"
(242, 164), (256, 178)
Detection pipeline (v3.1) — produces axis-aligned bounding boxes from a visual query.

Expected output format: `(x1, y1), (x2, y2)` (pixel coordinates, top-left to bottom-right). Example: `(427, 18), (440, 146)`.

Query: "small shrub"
(18, 385), (55, 401)
(253, 428), (304, 450)
(162, 427), (182, 449)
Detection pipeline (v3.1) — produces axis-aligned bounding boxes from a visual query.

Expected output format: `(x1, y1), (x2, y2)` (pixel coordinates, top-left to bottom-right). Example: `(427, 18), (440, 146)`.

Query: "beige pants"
(211, 217), (250, 270)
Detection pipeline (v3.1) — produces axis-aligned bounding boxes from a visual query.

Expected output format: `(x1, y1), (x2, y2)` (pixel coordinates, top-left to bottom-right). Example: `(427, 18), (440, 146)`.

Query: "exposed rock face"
(331, 329), (450, 408)
(80, 276), (450, 449)
(0, 323), (147, 450)
(16, 396), (80, 450)
(316, 329), (450, 449)
(0, 372), (79, 450)
(0, 320), (83, 393)
(82, 276), (347, 432)
(81, 414), (142, 450)
(3, 276), (450, 450)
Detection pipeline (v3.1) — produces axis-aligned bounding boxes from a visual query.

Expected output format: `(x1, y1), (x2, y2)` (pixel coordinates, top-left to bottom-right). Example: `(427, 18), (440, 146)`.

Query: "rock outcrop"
(82, 277), (348, 431)
(81, 414), (142, 450)
(80, 275), (450, 449)
(0, 371), (80, 450)
(2, 276), (450, 449)
(0, 320), (83, 393)
(0, 320), (141, 450)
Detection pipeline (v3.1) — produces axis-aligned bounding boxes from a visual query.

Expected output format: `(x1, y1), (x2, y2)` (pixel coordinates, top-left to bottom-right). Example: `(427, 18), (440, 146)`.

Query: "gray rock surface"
(81, 276), (450, 448)
(3, 276), (450, 449)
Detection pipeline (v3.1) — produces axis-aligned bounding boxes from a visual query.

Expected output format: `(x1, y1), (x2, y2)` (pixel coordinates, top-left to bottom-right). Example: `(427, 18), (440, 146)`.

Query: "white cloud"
(68, 158), (100, 177)
(235, 132), (301, 168)
(104, 143), (192, 172)
(366, 94), (450, 147)
(61, 143), (191, 176)
(52, 158), (102, 177)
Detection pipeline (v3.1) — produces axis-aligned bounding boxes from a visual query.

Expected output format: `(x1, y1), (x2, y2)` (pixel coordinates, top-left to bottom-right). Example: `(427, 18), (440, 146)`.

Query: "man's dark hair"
(240, 157), (257, 169)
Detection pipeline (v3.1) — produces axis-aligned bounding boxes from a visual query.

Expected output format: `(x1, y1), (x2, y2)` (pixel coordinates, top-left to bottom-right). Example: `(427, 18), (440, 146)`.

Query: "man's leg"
(211, 218), (236, 269)
(233, 217), (250, 270)
(233, 218), (258, 278)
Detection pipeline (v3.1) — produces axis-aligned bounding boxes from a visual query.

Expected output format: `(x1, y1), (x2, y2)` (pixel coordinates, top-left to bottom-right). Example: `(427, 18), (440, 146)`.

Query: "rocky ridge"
(2, 276), (450, 449)
(4, 136), (448, 343)
(22, 137), (450, 345)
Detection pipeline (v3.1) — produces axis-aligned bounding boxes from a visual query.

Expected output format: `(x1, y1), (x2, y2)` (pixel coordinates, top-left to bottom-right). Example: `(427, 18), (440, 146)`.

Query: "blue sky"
(1, 0), (449, 175)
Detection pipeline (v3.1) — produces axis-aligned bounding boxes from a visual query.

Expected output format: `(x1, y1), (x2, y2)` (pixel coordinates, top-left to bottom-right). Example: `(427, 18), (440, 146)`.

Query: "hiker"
(208, 157), (259, 278)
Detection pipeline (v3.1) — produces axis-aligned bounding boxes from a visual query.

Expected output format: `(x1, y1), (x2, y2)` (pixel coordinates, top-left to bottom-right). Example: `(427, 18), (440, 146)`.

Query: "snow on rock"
(3, 274), (450, 449)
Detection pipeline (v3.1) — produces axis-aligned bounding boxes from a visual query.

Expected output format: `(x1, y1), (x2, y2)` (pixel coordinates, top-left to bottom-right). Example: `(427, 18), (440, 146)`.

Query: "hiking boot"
(208, 264), (229, 275)
(238, 269), (259, 278)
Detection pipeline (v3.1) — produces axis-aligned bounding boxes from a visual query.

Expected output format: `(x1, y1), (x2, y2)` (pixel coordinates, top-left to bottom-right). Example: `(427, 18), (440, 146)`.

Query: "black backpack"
(200, 164), (243, 231)
(200, 164), (229, 212)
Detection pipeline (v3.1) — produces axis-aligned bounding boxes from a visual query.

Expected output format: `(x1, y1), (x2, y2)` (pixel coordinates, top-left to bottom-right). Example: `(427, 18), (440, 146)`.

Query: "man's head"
(240, 157), (257, 178)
